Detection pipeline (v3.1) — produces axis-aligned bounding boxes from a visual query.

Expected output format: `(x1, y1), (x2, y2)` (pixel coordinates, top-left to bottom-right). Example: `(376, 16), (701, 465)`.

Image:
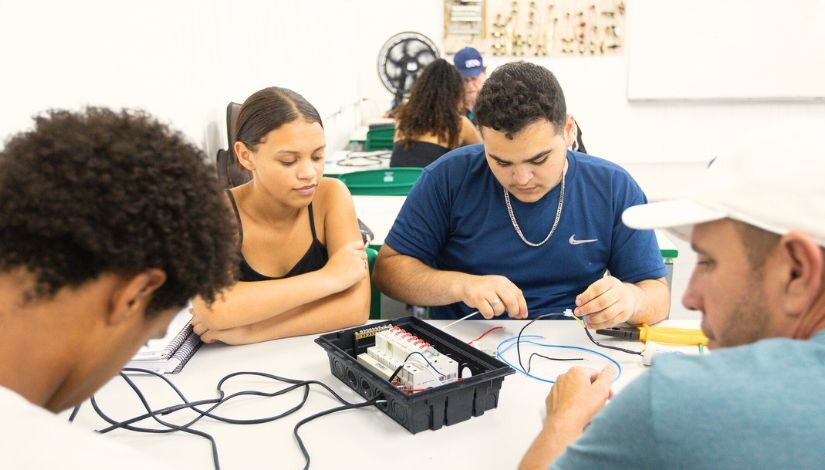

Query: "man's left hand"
(574, 276), (639, 329)
(519, 366), (616, 470)
(545, 366), (616, 430)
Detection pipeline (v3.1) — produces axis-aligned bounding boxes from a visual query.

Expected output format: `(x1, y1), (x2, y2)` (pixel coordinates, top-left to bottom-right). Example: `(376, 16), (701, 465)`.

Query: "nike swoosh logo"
(569, 234), (598, 245)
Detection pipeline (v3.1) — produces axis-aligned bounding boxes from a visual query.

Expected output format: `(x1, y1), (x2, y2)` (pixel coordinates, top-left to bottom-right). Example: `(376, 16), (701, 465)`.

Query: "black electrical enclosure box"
(315, 316), (514, 433)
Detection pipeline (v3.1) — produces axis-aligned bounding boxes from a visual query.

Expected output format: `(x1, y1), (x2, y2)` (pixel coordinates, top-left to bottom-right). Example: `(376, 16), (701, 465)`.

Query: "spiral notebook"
(125, 308), (202, 374)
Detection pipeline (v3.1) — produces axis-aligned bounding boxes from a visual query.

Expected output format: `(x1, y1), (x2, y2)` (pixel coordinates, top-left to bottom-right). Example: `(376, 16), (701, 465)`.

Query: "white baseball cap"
(623, 119), (825, 247)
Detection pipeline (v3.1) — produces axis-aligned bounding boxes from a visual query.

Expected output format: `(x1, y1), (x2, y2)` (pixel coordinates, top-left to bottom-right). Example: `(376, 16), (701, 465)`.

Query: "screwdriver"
(596, 324), (709, 346)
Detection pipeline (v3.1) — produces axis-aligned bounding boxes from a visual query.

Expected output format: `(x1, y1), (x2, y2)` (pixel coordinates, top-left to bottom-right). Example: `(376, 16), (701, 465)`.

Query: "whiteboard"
(627, 0), (825, 101)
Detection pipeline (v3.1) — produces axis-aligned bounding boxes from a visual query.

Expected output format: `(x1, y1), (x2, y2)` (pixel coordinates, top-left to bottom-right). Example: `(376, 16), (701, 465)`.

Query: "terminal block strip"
(353, 325), (392, 341)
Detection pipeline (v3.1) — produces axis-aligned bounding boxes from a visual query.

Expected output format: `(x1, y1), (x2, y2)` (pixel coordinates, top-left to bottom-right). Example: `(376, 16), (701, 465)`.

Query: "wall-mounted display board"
(444, 0), (626, 56)
(627, 0), (825, 101)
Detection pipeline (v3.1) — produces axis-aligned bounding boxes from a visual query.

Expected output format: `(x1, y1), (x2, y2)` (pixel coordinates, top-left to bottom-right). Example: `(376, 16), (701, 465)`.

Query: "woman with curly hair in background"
(189, 87), (371, 345)
(390, 58), (482, 168)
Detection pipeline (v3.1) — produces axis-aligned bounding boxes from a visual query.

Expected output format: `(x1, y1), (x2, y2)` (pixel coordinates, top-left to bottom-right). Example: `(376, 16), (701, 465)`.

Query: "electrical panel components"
(357, 326), (458, 391)
(316, 316), (514, 433)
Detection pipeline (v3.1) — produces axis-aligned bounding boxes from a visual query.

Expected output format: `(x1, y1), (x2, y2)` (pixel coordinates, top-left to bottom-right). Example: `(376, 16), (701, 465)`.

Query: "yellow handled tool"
(596, 324), (708, 346)
(638, 324), (708, 346)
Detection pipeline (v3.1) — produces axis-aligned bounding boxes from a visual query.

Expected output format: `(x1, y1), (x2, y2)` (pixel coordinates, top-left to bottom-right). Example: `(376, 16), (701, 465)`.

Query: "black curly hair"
(0, 108), (239, 315)
(395, 59), (464, 149)
(474, 61), (567, 139)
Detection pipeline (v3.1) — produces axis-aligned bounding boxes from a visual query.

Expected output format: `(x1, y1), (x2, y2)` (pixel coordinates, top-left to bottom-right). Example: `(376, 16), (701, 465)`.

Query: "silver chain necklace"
(503, 166), (566, 247)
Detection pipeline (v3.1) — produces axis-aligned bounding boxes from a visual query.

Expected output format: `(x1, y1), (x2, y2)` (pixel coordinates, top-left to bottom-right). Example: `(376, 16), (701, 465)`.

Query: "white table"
(325, 150), (390, 176)
(68, 320), (695, 469)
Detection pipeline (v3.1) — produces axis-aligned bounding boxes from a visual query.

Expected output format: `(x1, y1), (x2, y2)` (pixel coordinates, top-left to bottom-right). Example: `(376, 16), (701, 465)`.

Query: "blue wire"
(496, 335), (623, 384)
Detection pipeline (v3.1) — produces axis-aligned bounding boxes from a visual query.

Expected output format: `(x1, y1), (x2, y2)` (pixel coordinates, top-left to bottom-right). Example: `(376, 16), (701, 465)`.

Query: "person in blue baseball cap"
(453, 47), (487, 126)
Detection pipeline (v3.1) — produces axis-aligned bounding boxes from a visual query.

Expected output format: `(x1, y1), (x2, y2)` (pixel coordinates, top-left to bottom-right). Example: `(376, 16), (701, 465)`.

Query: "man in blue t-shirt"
(518, 119), (825, 469)
(373, 62), (670, 327)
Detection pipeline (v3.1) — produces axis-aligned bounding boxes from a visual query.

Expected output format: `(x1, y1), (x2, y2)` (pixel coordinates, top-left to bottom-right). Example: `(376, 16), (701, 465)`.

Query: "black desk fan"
(377, 32), (440, 109)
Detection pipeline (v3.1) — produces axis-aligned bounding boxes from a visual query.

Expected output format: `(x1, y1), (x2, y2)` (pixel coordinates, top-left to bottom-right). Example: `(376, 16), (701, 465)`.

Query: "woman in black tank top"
(225, 190), (327, 282)
(189, 87), (370, 345)
(391, 59), (482, 168)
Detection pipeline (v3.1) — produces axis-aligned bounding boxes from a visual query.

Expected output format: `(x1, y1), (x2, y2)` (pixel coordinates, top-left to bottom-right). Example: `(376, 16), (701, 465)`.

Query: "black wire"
(88, 368), (383, 470)
(68, 403), (81, 422)
(91, 373), (222, 470)
(386, 351), (445, 384)
(525, 353), (583, 373)
(293, 398), (383, 470)
(515, 312), (644, 373)
(581, 325), (643, 356)
(516, 313), (571, 372)
(99, 369), (357, 432)
(96, 368), (225, 434)
(119, 373), (221, 464)
(97, 379), (309, 432)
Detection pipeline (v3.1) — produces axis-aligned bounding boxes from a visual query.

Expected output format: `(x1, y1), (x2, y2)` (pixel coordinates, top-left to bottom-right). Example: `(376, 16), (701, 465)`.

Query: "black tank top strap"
(307, 202), (319, 241)
(225, 189), (244, 243)
(227, 194), (328, 282)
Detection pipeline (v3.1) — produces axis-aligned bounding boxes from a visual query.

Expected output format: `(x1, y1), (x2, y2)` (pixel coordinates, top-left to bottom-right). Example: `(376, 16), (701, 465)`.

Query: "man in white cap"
(519, 119), (825, 469)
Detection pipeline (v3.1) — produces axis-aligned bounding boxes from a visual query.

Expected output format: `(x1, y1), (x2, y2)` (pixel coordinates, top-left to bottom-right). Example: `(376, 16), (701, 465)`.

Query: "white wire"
(442, 310), (480, 330)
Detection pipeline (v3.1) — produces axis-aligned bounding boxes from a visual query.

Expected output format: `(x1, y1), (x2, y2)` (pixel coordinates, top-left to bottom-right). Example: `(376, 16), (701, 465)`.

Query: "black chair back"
(216, 102), (252, 189)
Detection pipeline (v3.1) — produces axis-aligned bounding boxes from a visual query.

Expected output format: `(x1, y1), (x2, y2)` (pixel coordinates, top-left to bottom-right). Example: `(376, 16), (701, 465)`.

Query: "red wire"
(467, 326), (503, 345)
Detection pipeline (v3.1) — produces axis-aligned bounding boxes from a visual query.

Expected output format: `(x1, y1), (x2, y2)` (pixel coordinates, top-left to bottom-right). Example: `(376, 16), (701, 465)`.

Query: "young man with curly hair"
(0, 108), (238, 467)
(374, 62), (669, 326)
(519, 119), (825, 469)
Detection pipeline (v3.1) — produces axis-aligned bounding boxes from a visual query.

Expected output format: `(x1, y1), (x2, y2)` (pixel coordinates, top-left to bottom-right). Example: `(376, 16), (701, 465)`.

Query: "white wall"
(501, 56), (825, 164)
(6, 0), (824, 167)
(354, 0), (444, 119)
(0, 1), (218, 146)
(0, 0), (360, 158)
(627, 0), (825, 101)
(357, 19), (825, 165)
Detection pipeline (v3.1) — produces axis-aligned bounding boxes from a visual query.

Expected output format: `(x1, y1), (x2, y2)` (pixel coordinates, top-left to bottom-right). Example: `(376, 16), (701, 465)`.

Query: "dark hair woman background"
(391, 59), (482, 167)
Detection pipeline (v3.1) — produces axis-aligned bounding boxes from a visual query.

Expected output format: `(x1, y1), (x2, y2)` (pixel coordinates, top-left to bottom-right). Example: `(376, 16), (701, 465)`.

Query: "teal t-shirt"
(553, 331), (825, 469)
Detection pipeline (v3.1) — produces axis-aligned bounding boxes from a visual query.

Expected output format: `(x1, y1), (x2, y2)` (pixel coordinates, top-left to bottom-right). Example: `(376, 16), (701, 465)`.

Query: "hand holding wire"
(459, 274), (528, 319)
(571, 311), (644, 356)
(574, 276), (639, 329)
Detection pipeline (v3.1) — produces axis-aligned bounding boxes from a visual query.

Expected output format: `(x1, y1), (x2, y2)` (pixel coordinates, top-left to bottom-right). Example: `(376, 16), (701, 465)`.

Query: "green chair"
(656, 232), (680, 292)
(365, 125), (395, 151)
(366, 247), (381, 319)
(338, 168), (423, 196)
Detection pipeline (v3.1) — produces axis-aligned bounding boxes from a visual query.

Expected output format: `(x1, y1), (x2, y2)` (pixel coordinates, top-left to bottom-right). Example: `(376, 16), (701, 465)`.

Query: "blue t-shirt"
(384, 144), (667, 319)
(553, 331), (825, 469)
